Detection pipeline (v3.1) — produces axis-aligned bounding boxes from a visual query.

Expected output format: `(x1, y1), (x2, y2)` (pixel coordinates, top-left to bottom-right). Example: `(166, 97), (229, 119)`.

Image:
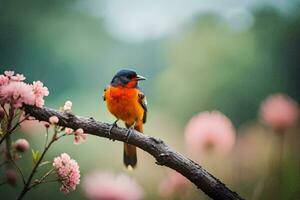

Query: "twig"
(0, 181), (7, 186)
(44, 127), (49, 149)
(24, 105), (244, 200)
(0, 104), (8, 118)
(0, 105), (15, 146)
(4, 106), (15, 160)
(17, 131), (57, 200)
(28, 168), (55, 190)
(10, 158), (26, 185)
(8, 114), (30, 134)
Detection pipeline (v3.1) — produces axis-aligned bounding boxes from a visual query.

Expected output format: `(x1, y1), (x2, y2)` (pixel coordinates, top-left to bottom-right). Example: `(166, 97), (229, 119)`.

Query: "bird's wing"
(138, 91), (147, 124)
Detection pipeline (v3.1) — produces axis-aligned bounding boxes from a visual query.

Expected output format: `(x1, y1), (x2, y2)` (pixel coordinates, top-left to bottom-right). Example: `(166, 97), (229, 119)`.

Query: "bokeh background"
(1, 0), (300, 199)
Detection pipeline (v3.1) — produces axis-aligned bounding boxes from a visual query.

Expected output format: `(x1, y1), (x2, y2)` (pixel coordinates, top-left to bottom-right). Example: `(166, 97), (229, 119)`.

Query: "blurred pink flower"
(53, 153), (80, 193)
(32, 81), (49, 108)
(65, 127), (74, 134)
(83, 171), (144, 200)
(5, 169), (18, 186)
(0, 75), (9, 85)
(159, 170), (189, 197)
(260, 94), (299, 131)
(0, 71), (49, 108)
(74, 128), (88, 144)
(11, 74), (26, 81)
(4, 70), (14, 77)
(185, 111), (236, 159)
(0, 81), (35, 108)
(49, 116), (59, 124)
(14, 139), (30, 152)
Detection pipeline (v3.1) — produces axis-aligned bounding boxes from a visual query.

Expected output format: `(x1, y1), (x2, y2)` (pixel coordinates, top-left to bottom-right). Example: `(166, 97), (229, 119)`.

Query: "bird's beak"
(137, 75), (146, 81)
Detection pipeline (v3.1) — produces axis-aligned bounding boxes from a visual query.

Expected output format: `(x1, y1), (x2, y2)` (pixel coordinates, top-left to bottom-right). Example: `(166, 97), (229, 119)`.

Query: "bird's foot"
(108, 119), (119, 140)
(125, 124), (135, 142)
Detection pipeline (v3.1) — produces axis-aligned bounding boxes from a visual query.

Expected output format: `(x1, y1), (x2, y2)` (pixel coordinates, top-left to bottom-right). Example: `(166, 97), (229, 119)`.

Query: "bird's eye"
(127, 74), (133, 79)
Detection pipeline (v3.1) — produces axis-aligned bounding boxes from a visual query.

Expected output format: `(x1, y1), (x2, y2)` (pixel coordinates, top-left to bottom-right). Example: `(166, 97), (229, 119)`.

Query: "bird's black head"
(111, 69), (146, 88)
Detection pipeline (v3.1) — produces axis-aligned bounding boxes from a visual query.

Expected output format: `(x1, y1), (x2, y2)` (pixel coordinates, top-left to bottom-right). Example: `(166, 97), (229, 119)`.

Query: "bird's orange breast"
(105, 86), (144, 125)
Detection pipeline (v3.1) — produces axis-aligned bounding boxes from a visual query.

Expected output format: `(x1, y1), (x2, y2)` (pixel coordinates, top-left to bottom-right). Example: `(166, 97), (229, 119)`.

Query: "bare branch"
(24, 105), (244, 200)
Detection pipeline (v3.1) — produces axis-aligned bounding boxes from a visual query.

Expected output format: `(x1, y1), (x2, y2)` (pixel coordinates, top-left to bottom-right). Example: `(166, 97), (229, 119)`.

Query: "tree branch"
(24, 105), (243, 200)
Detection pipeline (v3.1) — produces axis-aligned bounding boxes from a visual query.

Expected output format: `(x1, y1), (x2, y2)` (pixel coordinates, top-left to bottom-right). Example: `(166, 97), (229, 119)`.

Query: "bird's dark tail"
(123, 122), (143, 169)
(123, 143), (137, 169)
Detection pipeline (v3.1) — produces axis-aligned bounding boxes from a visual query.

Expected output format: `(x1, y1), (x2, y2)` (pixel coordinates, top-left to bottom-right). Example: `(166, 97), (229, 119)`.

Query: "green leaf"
(1, 115), (8, 134)
(38, 161), (51, 168)
(31, 149), (41, 165)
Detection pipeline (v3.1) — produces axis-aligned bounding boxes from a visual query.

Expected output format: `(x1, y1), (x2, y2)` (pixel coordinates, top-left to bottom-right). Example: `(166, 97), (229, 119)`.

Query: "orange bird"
(103, 69), (147, 169)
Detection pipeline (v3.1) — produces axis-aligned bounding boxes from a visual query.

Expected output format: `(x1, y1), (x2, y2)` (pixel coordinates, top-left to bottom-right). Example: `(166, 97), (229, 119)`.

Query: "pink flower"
(14, 139), (30, 152)
(83, 171), (144, 200)
(49, 116), (59, 124)
(260, 94), (299, 131)
(65, 127), (74, 134)
(4, 70), (14, 77)
(0, 75), (9, 85)
(53, 153), (80, 193)
(11, 74), (26, 81)
(74, 128), (88, 144)
(159, 170), (189, 197)
(185, 111), (236, 160)
(32, 81), (49, 108)
(0, 81), (35, 108)
(5, 169), (17, 186)
(32, 81), (49, 96)
(0, 71), (49, 108)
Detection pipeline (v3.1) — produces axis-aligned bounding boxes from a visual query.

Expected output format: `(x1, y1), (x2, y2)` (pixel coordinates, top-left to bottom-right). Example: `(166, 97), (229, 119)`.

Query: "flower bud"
(5, 169), (17, 186)
(63, 100), (72, 111)
(14, 139), (30, 152)
(49, 116), (59, 124)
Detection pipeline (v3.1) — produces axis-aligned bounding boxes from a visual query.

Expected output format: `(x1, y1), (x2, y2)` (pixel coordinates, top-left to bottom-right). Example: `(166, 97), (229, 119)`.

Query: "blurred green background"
(1, 0), (300, 199)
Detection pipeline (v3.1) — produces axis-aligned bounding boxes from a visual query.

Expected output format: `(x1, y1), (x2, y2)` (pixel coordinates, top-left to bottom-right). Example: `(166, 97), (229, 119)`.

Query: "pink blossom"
(53, 153), (80, 193)
(4, 70), (14, 77)
(74, 128), (87, 144)
(0, 75), (9, 85)
(5, 169), (17, 186)
(0, 81), (35, 108)
(260, 94), (299, 131)
(11, 74), (26, 81)
(65, 127), (74, 134)
(32, 81), (49, 108)
(32, 81), (49, 96)
(0, 71), (49, 108)
(185, 111), (236, 160)
(159, 170), (189, 197)
(49, 116), (59, 124)
(14, 139), (30, 152)
(83, 171), (144, 200)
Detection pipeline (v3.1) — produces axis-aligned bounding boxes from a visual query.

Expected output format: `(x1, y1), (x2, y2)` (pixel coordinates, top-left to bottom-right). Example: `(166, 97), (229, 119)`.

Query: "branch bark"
(24, 105), (244, 200)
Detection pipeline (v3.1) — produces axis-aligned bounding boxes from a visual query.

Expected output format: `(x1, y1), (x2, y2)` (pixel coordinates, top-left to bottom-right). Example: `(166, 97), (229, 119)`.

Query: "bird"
(103, 69), (147, 169)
